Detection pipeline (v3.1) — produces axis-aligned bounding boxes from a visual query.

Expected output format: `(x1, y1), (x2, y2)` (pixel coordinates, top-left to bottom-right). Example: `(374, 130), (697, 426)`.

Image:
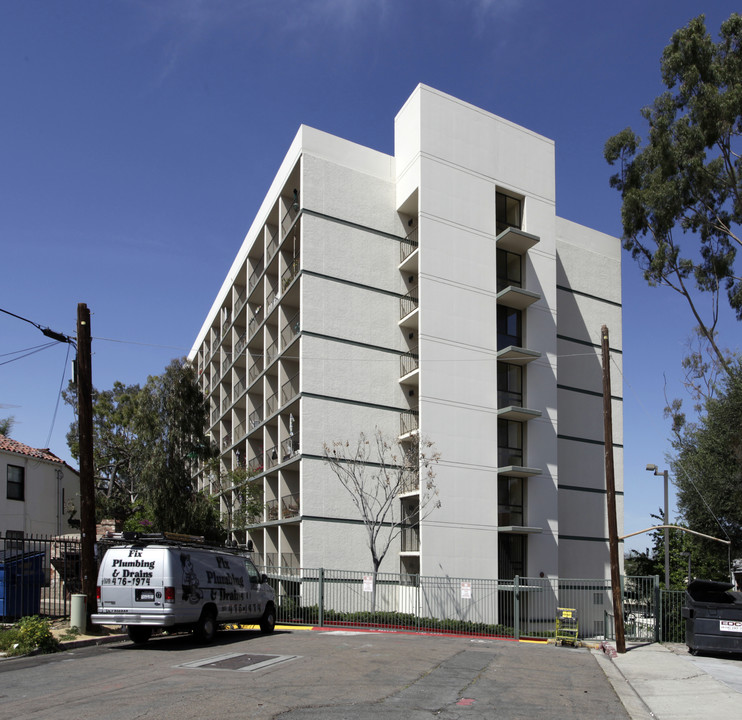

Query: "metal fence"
(259, 567), (674, 642)
(0, 534), (82, 621)
(0, 536), (688, 645)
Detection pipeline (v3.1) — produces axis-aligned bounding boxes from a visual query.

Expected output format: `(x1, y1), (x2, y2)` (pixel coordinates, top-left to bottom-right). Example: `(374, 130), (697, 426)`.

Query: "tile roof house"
(0, 434), (80, 537)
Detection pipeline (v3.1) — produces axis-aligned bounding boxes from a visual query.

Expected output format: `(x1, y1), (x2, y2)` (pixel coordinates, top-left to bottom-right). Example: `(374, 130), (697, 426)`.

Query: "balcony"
(496, 286), (541, 310)
(235, 331), (248, 356)
(266, 338), (279, 366)
(400, 409), (419, 437)
(281, 312), (300, 347)
(248, 455), (263, 474)
(266, 227), (280, 260)
(400, 287), (418, 321)
(497, 406), (542, 422)
(281, 435), (299, 461)
(265, 499), (279, 521)
(248, 263), (263, 294)
(248, 408), (263, 431)
(248, 356), (263, 385)
(281, 493), (300, 518)
(281, 200), (299, 236)
(266, 289), (280, 315)
(281, 256), (300, 291)
(234, 286), (247, 316)
(265, 391), (278, 417)
(496, 346), (541, 366)
(248, 310), (262, 339)
(495, 227), (540, 254)
(400, 227), (418, 265)
(400, 350), (419, 381)
(281, 372), (299, 405)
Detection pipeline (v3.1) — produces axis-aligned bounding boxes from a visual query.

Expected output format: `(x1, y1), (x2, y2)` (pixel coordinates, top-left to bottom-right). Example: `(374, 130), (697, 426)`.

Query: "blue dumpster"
(0, 550), (46, 619)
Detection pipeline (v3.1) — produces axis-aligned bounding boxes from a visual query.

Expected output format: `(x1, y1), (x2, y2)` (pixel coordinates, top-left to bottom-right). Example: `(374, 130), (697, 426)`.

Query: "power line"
(0, 307), (75, 346)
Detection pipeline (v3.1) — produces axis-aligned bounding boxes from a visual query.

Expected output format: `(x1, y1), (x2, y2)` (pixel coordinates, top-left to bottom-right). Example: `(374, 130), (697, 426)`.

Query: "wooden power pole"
(601, 325), (625, 654)
(77, 303), (97, 622)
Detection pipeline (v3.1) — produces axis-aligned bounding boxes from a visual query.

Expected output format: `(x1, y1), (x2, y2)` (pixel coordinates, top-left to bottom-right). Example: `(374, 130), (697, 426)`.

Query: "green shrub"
(0, 616), (60, 656)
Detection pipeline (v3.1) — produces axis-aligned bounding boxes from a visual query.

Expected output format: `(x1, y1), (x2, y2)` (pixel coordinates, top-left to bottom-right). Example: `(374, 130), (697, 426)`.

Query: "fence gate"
(0, 534), (82, 621)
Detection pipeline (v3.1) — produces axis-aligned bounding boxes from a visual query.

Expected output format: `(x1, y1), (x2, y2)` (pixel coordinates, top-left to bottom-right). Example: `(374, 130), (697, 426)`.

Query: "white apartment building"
(190, 85), (622, 582)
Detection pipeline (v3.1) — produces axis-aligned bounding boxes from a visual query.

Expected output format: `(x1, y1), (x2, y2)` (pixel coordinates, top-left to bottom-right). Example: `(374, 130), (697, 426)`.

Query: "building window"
(7, 465), (24, 501)
(498, 476), (524, 526)
(498, 533), (526, 580)
(496, 192), (522, 235)
(496, 248), (522, 291)
(498, 419), (523, 467)
(497, 363), (522, 407)
(497, 306), (522, 349)
(400, 498), (420, 552)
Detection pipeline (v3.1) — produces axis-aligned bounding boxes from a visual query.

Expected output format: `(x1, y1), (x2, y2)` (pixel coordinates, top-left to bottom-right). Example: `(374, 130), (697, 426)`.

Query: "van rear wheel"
(127, 626), (152, 645)
(260, 604), (276, 634)
(194, 610), (217, 643)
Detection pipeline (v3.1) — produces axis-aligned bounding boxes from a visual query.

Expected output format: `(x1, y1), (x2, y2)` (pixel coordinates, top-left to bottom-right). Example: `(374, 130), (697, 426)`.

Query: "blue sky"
(1, 0), (739, 554)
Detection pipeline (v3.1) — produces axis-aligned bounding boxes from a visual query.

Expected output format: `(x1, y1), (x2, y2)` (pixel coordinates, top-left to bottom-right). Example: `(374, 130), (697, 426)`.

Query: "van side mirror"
(261, 574), (268, 584)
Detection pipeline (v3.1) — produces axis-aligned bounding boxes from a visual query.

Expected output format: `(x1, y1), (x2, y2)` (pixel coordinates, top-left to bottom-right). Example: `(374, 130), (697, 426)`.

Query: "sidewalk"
(594, 642), (741, 719)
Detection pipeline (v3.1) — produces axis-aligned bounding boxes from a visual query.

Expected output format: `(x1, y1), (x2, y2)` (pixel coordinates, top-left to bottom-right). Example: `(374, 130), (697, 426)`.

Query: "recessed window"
(498, 476), (524, 526)
(7, 465), (24, 501)
(496, 192), (522, 234)
(497, 306), (522, 349)
(496, 248), (522, 291)
(498, 419), (523, 467)
(498, 363), (522, 407)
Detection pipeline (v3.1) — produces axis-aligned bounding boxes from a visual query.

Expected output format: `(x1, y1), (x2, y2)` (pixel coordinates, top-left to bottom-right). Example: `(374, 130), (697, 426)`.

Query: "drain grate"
(178, 652), (299, 672)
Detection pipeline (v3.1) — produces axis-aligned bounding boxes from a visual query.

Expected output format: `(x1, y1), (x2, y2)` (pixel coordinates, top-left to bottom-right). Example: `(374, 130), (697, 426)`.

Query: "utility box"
(682, 579), (742, 656)
(0, 550), (46, 619)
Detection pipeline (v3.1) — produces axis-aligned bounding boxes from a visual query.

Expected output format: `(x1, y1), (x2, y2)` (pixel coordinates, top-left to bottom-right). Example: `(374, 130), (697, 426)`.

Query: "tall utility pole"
(601, 325), (625, 654)
(77, 303), (96, 620)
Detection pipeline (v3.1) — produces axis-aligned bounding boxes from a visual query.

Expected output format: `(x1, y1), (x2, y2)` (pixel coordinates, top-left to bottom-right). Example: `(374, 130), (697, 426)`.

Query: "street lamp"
(646, 463), (670, 589)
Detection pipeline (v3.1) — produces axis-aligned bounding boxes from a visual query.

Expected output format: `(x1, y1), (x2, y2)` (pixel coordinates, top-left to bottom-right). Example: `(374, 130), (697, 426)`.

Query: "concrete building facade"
(190, 85), (622, 582)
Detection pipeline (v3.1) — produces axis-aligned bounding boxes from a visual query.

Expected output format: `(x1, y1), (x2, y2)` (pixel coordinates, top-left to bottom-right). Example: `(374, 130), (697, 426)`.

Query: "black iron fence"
(0, 534), (82, 621)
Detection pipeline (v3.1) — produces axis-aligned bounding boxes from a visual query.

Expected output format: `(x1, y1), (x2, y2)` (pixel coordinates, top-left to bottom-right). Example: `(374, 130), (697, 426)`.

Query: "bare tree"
(323, 429), (440, 607)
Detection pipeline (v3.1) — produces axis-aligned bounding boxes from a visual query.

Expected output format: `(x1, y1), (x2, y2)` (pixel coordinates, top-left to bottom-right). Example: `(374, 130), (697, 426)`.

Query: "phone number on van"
(102, 577), (153, 586)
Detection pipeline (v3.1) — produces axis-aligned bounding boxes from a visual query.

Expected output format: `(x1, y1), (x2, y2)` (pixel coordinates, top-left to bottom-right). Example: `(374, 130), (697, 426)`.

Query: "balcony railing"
(400, 409), (419, 436)
(265, 498), (279, 521)
(267, 228), (280, 260)
(233, 420), (247, 441)
(266, 444), (280, 469)
(234, 375), (247, 400)
(266, 289), (280, 315)
(282, 200), (299, 236)
(281, 256), (300, 291)
(235, 331), (248, 356)
(248, 356), (263, 385)
(281, 312), (300, 347)
(280, 552), (300, 570)
(234, 286), (247, 315)
(400, 351), (419, 377)
(248, 263), (262, 293)
(265, 391), (278, 417)
(248, 408), (263, 430)
(400, 227), (418, 263)
(498, 448), (523, 467)
(400, 287), (419, 320)
(248, 310), (262, 338)
(281, 493), (300, 518)
(248, 455), (263, 474)
(281, 435), (299, 461)
(281, 373), (300, 406)
(266, 338), (279, 366)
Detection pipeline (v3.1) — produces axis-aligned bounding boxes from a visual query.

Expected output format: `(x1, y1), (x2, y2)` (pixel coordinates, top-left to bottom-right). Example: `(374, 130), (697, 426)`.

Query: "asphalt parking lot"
(0, 627), (631, 719)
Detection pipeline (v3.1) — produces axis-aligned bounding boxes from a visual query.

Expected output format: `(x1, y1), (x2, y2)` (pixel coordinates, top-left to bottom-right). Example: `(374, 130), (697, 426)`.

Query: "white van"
(91, 534), (276, 644)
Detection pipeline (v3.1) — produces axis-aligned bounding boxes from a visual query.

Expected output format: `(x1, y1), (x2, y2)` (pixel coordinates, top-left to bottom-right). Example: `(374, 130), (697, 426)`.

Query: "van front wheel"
(194, 610), (217, 644)
(127, 626), (152, 645)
